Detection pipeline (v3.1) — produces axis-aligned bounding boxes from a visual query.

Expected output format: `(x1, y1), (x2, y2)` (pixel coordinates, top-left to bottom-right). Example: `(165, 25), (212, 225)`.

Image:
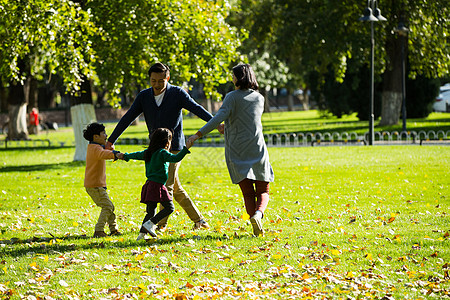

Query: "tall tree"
(0, 0), (97, 142)
(234, 0), (450, 124)
(0, 0), (241, 159)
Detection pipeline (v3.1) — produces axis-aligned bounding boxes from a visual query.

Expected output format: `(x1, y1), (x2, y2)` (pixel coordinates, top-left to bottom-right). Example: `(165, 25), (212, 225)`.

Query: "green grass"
(0, 110), (449, 298)
(3, 110), (449, 145)
(1, 143), (449, 299)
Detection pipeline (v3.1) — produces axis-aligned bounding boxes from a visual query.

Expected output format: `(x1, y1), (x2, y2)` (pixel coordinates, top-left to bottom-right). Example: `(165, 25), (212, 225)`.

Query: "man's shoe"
(193, 219), (210, 230)
(142, 220), (157, 237)
(136, 233), (146, 241)
(250, 214), (264, 237)
(93, 231), (108, 238)
(110, 230), (122, 236)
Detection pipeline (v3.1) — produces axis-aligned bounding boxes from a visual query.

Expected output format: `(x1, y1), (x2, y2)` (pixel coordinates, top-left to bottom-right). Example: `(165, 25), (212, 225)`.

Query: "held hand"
(105, 141), (115, 150)
(186, 134), (199, 149)
(116, 152), (124, 160)
(217, 123), (225, 134)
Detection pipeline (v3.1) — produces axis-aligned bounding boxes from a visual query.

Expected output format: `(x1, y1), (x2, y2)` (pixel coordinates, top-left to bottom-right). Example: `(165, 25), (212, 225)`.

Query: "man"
(106, 62), (222, 230)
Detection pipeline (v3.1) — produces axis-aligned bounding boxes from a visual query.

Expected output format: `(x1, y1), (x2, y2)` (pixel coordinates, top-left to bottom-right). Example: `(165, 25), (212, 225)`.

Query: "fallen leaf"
(59, 279), (69, 287)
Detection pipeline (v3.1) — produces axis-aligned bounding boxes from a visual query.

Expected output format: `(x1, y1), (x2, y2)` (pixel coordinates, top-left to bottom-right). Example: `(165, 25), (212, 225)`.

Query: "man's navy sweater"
(108, 83), (213, 151)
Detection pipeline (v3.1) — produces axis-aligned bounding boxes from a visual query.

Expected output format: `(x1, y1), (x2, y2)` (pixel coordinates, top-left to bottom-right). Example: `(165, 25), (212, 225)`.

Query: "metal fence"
(194, 130), (450, 147)
(2, 130), (450, 148)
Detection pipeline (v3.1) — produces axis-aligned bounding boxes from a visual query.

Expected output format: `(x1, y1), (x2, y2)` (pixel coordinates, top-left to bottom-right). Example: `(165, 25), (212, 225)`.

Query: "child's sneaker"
(250, 214), (264, 237)
(136, 233), (146, 241)
(142, 220), (157, 237)
(193, 219), (210, 230)
(93, 231), (108, 238)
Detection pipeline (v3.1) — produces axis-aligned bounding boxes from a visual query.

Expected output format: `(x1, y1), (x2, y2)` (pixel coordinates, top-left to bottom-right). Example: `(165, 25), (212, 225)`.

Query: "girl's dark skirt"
(140, 180), (171, 204)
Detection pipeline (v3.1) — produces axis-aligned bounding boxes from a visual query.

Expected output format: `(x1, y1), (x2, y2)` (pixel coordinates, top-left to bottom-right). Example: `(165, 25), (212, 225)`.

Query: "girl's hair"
(144, 128), (173, 162)
(232, 63), (259, 90)
(83, 122), (105, 142)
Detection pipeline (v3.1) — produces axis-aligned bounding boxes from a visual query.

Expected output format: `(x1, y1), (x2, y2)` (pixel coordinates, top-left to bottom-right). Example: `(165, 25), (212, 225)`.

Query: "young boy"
(83, 122), (122, 238)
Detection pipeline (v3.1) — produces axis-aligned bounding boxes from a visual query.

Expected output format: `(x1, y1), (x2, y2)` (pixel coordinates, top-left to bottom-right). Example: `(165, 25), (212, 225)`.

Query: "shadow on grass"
(0, 161), (85, 173)
(0, 231), (255, 258)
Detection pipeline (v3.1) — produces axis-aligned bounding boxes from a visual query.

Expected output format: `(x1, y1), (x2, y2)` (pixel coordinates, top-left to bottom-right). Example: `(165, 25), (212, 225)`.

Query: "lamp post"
(359, 0), (386, 145)
(395, 22), (409, 133)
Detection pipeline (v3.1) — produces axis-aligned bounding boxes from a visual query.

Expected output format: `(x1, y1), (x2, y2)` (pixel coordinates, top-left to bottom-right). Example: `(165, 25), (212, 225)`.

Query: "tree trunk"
(301, 89), (310, 111)
(380, 90), (402, 125)
(71, 103), (97, 161)
(287, 93), (294, 111)
(7, 103), (28, 140)
(70, 76), (95, 161)
(261, 87), (271, 113)
(379, 35), (404, 126)
(205, 98), (212, 114)
(6, 81), (29, 140)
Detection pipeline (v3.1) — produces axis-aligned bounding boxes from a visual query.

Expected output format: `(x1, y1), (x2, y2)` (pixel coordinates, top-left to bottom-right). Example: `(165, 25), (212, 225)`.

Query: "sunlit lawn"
(0, 142), (449, 298)
(3, 110), (449, 146)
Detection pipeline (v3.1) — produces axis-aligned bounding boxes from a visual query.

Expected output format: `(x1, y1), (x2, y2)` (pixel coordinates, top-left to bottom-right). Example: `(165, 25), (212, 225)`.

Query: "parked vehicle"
(433, 84), (450, 112)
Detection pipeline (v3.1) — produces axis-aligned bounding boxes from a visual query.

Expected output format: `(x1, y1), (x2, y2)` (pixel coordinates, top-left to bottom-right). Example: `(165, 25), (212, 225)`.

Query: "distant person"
(83, 122), (122, 238)
(122, 128), (191, 240)
(187, 63), (274, 236)
(106, 62), (222, 230)
(29, 108), (39, 135)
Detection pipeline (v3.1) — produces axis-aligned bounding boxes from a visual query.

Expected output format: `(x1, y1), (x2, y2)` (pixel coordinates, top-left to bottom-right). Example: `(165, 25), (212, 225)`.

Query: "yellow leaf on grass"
(331, 249), (340, 256)
(45, 218), (51, 223)
(73, 222), (78, 227)
(302, 272), (309, 280)
(137, 283), (147, 290)
(216, 240), (223, 247)
(365, 253), (373, 260)
(2, 266), (7, 274)
(241, 213), (249, 221)
(135, 254), (145, 261)
(346, 271), (354, 278)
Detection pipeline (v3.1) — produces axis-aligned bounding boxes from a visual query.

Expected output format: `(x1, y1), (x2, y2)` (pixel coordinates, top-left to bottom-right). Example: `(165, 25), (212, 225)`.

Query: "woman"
(187, 63), (274, 236)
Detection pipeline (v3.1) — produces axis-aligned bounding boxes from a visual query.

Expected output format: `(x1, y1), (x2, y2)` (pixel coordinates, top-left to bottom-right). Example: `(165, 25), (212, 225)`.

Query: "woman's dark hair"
(148, 62), (170, 77)
(83, 122), (105, 142)
(144, 128), (173, 162)
(232, 63), (259, 90)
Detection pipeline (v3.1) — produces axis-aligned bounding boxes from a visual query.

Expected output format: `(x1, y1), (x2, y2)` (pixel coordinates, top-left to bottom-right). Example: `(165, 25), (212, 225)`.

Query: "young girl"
(123, 128), (191, 240)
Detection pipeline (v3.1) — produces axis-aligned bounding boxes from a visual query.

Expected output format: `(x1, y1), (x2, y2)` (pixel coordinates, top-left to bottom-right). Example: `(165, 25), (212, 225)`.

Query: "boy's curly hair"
(83, 122), (105, 142)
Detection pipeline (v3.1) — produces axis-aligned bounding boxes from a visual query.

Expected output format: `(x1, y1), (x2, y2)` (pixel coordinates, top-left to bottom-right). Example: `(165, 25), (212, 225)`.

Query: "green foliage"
(0, 145), (449, 298)
(232, 0), (450, 119)
(0, 0), (97, 92)
(406, 75), (441, 118)
(0, 0), (241, 102)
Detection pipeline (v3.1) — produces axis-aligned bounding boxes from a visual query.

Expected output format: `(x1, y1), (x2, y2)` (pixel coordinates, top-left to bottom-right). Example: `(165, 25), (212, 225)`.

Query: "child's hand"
(217, 123), (224, 134)
(186, 134), (199, 149)
(116, 152), (125, 160)
(105, 141), (115, 150)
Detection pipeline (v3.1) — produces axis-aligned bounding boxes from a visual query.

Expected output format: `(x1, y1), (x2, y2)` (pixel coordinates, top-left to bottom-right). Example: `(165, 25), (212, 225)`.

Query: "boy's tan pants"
(86, 187), (118, 233)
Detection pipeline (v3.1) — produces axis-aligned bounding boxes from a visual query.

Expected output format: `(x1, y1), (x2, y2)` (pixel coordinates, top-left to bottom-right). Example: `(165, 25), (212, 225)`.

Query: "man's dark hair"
(83, 122), (105, 142)
(232, 63), (259, 90)
(148, 62), (170, 77)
